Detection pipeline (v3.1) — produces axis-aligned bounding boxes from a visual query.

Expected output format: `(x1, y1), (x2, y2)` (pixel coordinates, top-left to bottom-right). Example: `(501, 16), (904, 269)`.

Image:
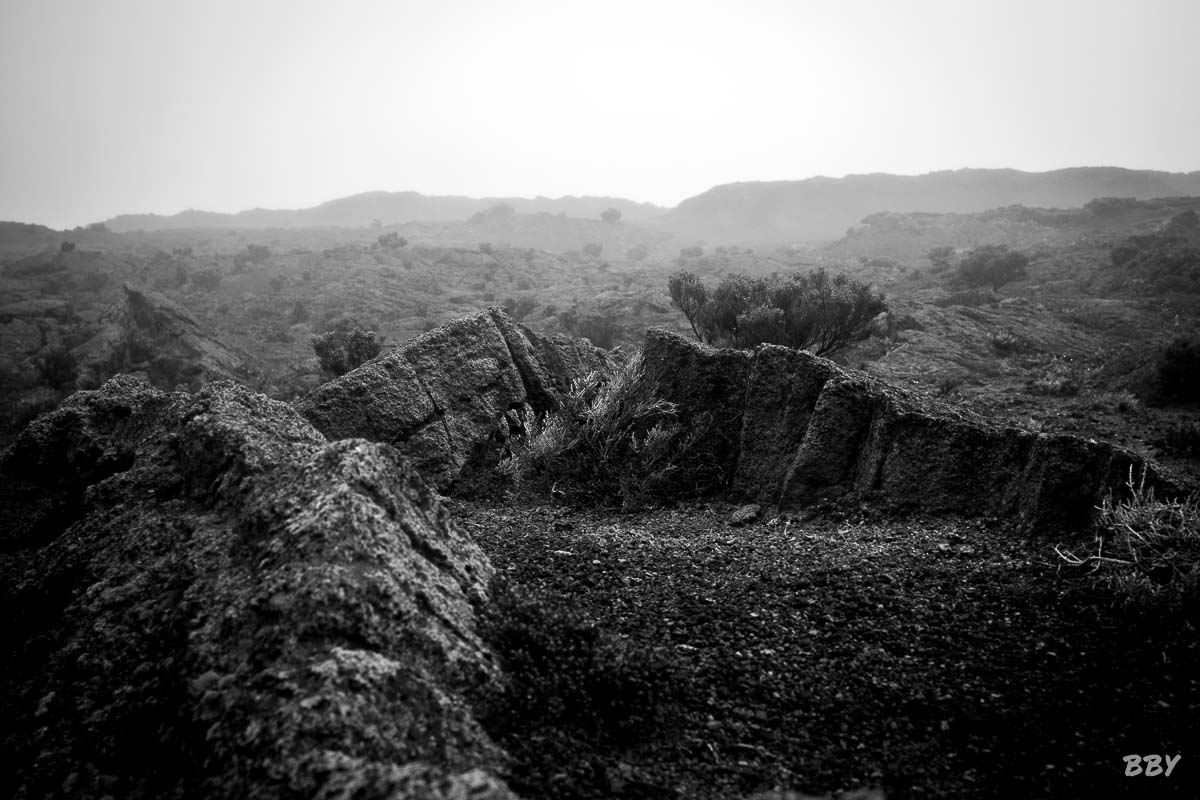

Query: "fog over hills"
(98, 167), (1200, 244)
(660, 167), (1200, 243)
(105, 192), (667, 232)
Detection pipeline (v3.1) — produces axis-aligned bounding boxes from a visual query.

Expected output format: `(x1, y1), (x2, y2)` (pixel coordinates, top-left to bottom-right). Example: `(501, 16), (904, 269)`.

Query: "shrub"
(501, 295), (537, 322)
(288, 302), (309, 324)
(1056, 468), (1200, 608)
(988, 330), (1024, 355)
(926, 245), (955, 272)
(626, 244), (649, 261)
(678, 246), (703, 259)
(668, 268), (886, 356)
(582, 242), (603, 259)
(377, 232), (407, 250)
(957, 244), (1029, 290)
(310, 328), (382, 376)
(233, 244), (270, 270)
(1155, 336), (1200, 402)
(60, 241), (76, 253)
(500, 353), (712, 507)
(600, 208), (621, 224)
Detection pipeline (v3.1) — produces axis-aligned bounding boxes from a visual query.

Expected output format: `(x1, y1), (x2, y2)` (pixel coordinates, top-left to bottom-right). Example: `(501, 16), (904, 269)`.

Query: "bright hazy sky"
(1, 0), (1197, 229)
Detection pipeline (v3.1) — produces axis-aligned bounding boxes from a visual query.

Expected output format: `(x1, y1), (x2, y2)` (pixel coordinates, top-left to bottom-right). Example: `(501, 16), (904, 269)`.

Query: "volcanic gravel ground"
(453, 500), (1200, 800)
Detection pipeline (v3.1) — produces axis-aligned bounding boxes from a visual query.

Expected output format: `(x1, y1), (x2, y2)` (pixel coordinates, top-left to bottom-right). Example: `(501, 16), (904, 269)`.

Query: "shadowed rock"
(0, 376), (515, 799)
(296, 308), (611, 490)
(640, 328), (1162, 532)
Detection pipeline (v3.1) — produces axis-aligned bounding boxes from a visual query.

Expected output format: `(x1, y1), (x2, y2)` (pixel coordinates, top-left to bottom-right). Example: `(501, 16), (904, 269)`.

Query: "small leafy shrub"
(678, 246), (703, 259)
(502, 295), (537, 322)
(626, 244), (649, 261)
(582, 242), (603, 259)
(571, 314), (617, 349)
(1155, 336), (1200, 402)
(1155, 422), (1200, 459)
(233, 243), (271, 270)
(1082, 390), (1140, 414)
(600, 207), (621, 224)
(376, 232), (407, 250)
(59, 241), (76, 253)
(926, 245), (955, 272)
(1056, 468), (1200, 608)
(310, 328), (382, 376)
(478, 577), (690, 742)
(500, 353), (711, 506)
(1027, 358), (1081, 397)
(988, 330), (1024, 355)
(935, 377), (961, 397)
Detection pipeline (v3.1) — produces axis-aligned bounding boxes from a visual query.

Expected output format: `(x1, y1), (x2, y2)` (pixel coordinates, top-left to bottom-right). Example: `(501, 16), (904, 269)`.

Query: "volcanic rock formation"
(297, 307), (611, 490)
(639, 328), (1161, 531)
(0, 376), (515, 799)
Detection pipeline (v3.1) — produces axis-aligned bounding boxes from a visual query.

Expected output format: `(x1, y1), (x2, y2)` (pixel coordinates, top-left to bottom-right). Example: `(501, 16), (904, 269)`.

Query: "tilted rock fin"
(640, 328), (1166, 531)
(296, 308), (612, 490)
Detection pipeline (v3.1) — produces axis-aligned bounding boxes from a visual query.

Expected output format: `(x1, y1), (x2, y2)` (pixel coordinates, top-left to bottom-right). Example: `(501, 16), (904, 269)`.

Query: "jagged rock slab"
(73, 284), (256, 391)
(0, 376), (515, 800)
(297, 308), (611, 490)
(640, 328), (1157, 532)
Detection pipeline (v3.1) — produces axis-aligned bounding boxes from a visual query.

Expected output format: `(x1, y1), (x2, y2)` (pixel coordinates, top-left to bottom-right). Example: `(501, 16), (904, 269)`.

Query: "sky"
(1, 0), (1197, 229)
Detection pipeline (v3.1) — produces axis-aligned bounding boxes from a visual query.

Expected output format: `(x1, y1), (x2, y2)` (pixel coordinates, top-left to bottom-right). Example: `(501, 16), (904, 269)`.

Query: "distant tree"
(310, 327), (382, 376)
(87, 222), (109, 233)
(668, 268), (885, 356)
(59, 241), (75, 253)
(626, 244), (649, 261)
(667, 270), (709, 340)
(377, 232), (407, 250)
(582, 242), (603, 259)
(958, 244), (1029, 290)
(601, 208), (621, 224)
(926, 245), (956, 272)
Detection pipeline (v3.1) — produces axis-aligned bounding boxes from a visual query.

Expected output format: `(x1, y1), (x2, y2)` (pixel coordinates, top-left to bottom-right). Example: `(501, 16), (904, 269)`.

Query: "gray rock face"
(0, 376), (515, 800)
(640, 328), (1158, 532)
(73, 284), (256, 391)
(297, 308), (611, 490)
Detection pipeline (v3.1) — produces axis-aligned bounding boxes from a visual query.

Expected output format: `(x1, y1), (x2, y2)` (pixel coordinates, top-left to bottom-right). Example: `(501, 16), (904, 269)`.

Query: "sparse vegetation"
(1155, 335), (1200, 402)
(1057, 467), (1200, 608)
(668, 269), (886, 356)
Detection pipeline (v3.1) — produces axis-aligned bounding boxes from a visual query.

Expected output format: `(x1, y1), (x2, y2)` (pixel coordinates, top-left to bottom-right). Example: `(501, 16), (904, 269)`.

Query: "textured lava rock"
(0, 375), (515, 800)
(640, 328), (1161, 532)
(296, 308), (611, 490)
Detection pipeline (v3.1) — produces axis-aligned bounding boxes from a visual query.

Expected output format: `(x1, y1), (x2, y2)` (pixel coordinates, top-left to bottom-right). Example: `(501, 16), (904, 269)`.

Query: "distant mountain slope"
(106, 191), (666, 232)
(659, 167), (1200, 244)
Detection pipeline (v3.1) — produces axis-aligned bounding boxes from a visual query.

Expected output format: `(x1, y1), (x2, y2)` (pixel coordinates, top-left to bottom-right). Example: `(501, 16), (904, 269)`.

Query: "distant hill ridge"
(661, 167), (1200, 243)
(98, 167), (1200, 239)
(105, 191), (666, 232)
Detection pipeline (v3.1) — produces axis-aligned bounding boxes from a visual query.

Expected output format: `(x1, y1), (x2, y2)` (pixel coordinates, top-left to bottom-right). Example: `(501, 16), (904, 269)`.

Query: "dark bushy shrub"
(36, 346), (77, 391)
(957, 244), (1029, 290)
(310, 328), (382, 376)
(668, 268), (885, 356)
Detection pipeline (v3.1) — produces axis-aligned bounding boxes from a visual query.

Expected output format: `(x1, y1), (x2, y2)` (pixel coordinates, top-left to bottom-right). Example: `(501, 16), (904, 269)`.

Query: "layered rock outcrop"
(0, 376), (515, 799)
(73, 284), (256, 391)
(640, 328), (1160, 532)
(297, 308), (611, 490)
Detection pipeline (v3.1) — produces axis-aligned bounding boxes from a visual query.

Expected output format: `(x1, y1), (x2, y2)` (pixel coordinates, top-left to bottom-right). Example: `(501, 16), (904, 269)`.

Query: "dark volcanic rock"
(640, 328), (1160, 532)
(0, 376), (514, 800)
(73, 284), (256, 391)
(297, 308), (611, 490)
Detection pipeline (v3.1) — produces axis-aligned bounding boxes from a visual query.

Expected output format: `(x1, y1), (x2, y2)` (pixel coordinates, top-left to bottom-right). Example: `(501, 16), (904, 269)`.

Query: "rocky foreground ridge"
(639, 328), (1163, 531)
(0, 377), (516, 799)
(0, 309), (1177, 799)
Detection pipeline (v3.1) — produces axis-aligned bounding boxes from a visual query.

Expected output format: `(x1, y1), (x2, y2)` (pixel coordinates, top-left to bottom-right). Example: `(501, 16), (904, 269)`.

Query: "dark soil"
(454, 500), (1200, 800)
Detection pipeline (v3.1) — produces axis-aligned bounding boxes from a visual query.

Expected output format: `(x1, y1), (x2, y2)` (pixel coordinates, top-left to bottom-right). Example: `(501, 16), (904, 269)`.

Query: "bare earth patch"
(454, 500), (1200, 800)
